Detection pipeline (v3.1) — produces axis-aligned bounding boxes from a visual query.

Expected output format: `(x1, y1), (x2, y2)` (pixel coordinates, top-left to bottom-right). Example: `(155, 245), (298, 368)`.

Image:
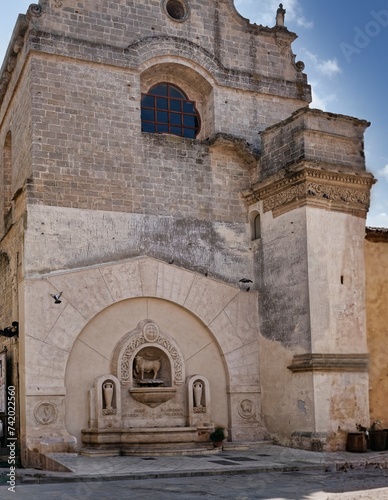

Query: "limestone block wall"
(254, 202), (370, 450)
(19, 256), (265, 456)
(25, 0), (307, 87)
(365, 229), (388, 426)
(307, 210), (368, 355)
(259, 108), (369, 181)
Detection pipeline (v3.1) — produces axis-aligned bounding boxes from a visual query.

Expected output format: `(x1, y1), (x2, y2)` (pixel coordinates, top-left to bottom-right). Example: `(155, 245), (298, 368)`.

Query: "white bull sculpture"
(134, 355), (161, 380)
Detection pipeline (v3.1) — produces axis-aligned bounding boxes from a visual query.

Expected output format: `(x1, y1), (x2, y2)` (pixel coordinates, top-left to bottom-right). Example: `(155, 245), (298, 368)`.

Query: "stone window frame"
(141, 82), (201, 139)
(249, 210), (261, 241)
(162, 0), (191, 23)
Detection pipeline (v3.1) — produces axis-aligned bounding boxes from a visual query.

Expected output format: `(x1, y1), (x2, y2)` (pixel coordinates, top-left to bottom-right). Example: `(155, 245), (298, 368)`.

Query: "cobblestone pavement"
(1, 469), (388, 499)
(1, 443), (388, 499)
(7, 444), (388, 484)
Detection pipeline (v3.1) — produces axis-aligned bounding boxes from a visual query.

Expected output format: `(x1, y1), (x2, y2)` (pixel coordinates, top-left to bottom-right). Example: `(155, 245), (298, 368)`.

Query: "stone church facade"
(0, 1), (379, 466)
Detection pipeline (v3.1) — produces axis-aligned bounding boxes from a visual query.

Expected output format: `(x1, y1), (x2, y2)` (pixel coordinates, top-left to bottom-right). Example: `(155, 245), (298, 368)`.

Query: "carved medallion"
(34, 402), (57, 425)
(143, 322), (159, 342)
(238, 399), (255, 419)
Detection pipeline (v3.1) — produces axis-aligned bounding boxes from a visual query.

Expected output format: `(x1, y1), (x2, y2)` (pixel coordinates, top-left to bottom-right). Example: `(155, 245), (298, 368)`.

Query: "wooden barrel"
(369, 430), (387, 451)
(346, 432), (367, 452)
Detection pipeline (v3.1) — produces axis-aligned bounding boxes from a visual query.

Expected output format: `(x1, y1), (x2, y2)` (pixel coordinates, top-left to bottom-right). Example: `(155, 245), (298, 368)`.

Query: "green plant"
(210, 427), (225, 442)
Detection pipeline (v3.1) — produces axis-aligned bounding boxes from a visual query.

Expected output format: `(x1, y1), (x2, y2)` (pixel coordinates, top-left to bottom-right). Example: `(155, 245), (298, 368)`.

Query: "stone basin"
(129, 387), (177, 407)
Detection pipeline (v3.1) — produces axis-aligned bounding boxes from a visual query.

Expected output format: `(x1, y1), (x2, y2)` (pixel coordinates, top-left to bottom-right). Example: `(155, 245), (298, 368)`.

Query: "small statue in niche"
(103, 381), (114, 411)
(134, 355), (161, 380)
(193, 381), (203, 408)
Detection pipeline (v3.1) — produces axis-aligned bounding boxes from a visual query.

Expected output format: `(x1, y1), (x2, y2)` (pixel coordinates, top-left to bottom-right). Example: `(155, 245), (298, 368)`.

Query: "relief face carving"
(238, 399), (255, 419)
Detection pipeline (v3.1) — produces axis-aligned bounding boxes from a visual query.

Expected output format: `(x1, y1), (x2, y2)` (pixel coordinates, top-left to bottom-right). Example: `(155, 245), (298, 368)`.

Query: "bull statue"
(134, 355), (161, 380)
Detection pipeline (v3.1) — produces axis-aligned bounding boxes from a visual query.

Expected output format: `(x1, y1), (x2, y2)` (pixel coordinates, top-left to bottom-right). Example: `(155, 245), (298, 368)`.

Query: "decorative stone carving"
(27, 4), (43, 18)
(133, 354), (161, 380)
(88, 375), (121, 429)
(238, 399), (255, 419)
(143, 322), (159, 342)
(193, 381), (203, 408)
(102, 381), (117, 416)
(242, 165), (375, 218)
(34, 402), (57, 425)
(115, 320), (185, 386)
(187, 375), (212, 427)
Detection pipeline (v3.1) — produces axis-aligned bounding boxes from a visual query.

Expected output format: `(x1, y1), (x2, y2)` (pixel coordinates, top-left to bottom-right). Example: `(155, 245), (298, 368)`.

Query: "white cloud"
(234, 0), (313, 29)
(366, 212), (388, 228)
(309, 81), (337, 111)
(303, 51), (341, 77)
(378, 164), (388, 182)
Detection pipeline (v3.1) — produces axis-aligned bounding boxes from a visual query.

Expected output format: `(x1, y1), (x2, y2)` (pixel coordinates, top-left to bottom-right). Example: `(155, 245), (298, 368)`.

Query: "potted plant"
(209, 427), (226, 448)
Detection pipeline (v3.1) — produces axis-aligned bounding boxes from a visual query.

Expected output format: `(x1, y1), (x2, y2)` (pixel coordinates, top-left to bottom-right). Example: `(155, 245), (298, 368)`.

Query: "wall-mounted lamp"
(0, 321), (19, 338)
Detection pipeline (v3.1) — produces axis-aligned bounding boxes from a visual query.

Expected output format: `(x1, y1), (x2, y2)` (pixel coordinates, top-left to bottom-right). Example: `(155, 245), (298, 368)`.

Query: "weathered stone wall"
(259, 108), (369, 182)
(365, 229), (388, 426)
(29, 0), (308, 87)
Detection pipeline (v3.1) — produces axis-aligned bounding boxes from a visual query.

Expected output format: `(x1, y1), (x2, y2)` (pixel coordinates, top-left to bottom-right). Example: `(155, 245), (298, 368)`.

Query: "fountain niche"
(81, 320), (215, 456)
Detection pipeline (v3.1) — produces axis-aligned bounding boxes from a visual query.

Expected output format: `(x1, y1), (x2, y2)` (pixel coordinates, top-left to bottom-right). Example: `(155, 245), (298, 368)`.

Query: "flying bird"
(239, 278), (253, 283)
(50, 292), (63, 304)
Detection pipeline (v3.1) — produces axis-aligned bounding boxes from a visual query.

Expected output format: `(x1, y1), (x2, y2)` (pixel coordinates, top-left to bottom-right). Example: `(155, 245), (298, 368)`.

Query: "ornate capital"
(242, 164), (375, 218)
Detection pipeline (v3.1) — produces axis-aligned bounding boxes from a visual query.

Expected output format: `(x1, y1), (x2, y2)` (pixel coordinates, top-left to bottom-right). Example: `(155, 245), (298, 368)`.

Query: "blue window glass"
(170, 99), (181, 112)
(157, 111), (168, 123)
(156, 98), (168, 110)
(141, 108), (154, 121)
(149, 83), (168, 96)
(170, 113), (181, 125)
(141, 83), (200, 138)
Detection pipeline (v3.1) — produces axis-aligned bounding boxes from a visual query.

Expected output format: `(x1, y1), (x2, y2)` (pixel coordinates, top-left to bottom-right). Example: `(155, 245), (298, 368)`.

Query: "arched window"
(141, 83), (200, 138)
(250, 211), (261, 241)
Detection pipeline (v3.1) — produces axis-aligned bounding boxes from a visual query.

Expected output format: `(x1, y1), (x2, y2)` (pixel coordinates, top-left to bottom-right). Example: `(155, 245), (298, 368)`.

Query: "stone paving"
(8, 443), (388, 485)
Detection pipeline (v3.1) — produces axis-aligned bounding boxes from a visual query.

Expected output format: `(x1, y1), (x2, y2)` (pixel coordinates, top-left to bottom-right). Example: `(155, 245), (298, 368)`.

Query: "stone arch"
(140, 59), (215, 139)
(64, 296), (230, 448)
(249, 210), (261, 241)
(23, 257), (260, 449)
(127, 36), (222, 77)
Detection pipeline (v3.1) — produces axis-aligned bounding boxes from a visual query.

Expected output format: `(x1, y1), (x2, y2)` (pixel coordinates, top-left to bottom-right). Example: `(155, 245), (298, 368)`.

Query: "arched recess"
(249, 210), (261, 241)
(64, 296), (229, 449)
(24, 257), (261, 449)
(140, 60), (214, 139)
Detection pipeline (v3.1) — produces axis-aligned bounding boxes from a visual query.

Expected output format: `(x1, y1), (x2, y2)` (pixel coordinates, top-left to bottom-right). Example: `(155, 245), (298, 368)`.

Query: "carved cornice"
(242, 165), (375, 218)
(288, 353), (369, 373)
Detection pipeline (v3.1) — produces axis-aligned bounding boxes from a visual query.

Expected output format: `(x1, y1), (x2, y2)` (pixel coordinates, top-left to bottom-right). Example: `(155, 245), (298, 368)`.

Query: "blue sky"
(1, 1), (387, 227)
